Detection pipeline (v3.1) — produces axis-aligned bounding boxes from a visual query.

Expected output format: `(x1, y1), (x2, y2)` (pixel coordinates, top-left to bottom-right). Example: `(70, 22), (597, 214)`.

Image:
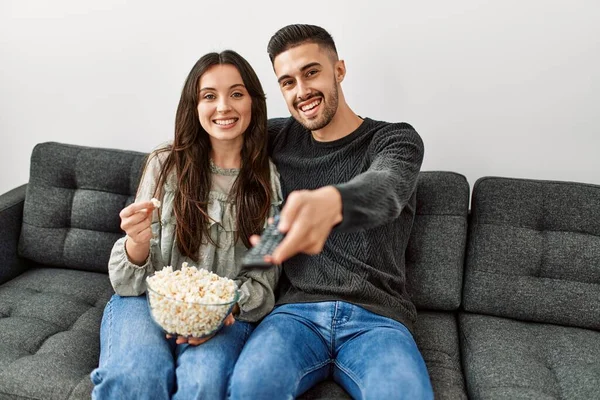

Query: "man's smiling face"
(274, 42), (340, 131)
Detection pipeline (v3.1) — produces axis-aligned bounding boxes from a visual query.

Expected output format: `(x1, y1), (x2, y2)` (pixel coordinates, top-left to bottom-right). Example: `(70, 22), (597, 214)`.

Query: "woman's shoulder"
(147, 141), (172, 164)
(268, 158), (279, 177)
(144, 141), (177, 190)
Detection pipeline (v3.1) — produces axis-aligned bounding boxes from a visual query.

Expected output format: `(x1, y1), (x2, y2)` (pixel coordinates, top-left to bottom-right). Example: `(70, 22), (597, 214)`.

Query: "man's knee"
(228, 353), (294, 399)
(372, 367), (433, 400)
(228, 355), (261, 397)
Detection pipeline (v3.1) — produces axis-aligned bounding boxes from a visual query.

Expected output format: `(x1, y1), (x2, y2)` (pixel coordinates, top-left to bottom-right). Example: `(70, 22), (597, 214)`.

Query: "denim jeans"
(228, 301), (433, 400)
(90, 294), (253, 400)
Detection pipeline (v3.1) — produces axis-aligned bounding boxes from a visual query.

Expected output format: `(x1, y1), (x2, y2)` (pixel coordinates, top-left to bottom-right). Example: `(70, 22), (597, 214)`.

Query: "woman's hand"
(119, 200), (157, 265)
(166, 312), (236, 346)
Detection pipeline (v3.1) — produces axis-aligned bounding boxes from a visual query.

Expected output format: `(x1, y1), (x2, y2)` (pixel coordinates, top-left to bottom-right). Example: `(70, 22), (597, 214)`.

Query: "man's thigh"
(229, 304), (331, 399)
(334, 311), (433, 400)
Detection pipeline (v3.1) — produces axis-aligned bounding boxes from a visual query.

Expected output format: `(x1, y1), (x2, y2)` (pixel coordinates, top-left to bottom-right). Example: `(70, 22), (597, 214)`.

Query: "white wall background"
(1, 0), (599, 195)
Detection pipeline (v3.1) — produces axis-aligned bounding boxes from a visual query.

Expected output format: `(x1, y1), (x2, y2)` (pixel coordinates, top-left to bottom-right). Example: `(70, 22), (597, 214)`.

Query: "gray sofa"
(0, 141), (598, 400)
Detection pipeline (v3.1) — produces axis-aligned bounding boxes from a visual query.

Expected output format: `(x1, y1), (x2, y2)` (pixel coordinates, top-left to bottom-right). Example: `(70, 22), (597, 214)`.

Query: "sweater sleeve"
(234, 259), (282, 322)
(108, 148), (167, 296)
(333, 123), (424, 232)
(233, 160), (283, 322)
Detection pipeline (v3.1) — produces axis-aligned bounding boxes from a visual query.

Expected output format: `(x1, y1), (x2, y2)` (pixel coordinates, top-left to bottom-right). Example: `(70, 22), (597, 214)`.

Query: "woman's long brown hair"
(151, 50), (271, 261)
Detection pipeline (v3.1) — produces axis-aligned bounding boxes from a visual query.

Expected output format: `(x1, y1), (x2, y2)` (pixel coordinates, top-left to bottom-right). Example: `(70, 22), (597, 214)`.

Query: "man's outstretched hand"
(259, 186), (342, 264)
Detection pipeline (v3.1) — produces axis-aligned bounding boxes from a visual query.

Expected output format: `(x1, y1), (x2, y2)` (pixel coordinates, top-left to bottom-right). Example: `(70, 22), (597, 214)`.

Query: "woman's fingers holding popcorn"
(185, 333), (216, 346)
(175, 335), (188, 345)
(223, 313), (235, 327)
(120, 201), (156, 239)
(166, 333), (213, 346)
(129, 226), (153, 244)
(120, 200), (156, 219)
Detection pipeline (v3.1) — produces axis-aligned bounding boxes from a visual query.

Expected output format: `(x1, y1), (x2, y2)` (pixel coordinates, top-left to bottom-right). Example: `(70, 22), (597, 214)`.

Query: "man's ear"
(335, 60), (346, 83)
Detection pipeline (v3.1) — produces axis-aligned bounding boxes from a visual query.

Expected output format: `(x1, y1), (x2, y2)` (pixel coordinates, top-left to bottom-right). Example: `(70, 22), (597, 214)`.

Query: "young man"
(229, 24), (433, 399)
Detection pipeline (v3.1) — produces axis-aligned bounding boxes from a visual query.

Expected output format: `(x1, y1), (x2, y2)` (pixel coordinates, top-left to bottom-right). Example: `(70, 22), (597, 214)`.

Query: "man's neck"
(311, 104), (363, 142)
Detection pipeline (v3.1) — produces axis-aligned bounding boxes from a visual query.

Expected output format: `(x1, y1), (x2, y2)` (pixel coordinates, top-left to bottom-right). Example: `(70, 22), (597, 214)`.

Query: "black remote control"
(241, 215), (285, 268)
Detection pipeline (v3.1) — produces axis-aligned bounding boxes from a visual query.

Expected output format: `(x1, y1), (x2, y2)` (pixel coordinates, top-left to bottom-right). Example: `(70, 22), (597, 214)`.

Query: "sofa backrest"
(19, 142), (146, 273)
(463, 177), (600, 330)
(406, 171), (470, 311)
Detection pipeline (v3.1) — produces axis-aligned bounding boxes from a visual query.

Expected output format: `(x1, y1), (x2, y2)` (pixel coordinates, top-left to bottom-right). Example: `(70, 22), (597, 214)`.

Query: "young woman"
(91, 50), (282, 400)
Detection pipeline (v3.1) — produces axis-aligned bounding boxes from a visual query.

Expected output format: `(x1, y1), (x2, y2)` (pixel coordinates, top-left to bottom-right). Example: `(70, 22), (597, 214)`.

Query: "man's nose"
(296, 81), (312, 101)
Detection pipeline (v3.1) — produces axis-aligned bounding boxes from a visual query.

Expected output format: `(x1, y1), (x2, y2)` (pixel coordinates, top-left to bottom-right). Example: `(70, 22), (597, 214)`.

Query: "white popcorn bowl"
(146, 278), (240, 339)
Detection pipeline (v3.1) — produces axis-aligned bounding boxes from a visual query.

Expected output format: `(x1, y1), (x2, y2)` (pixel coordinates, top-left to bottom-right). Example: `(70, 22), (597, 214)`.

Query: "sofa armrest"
(0, 184), (28, 284)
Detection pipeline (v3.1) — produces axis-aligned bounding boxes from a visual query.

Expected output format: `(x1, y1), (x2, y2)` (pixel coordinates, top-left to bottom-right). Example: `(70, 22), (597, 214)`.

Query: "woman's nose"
(217, 99), (232, 113)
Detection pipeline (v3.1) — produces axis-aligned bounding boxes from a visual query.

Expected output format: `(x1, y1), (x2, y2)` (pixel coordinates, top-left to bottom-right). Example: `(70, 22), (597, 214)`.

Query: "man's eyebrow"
(277, 62), (322, 84)
(199, 83), (245, 91)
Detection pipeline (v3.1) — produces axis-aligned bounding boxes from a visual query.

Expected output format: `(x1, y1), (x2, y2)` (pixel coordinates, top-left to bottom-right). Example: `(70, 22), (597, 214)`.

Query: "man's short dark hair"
(267, 24), (338, 64)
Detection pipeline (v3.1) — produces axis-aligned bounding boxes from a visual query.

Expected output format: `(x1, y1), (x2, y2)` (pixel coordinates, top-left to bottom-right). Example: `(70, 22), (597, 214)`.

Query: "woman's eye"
(203, 94), (216, 100)
(232, 92), (244, 98)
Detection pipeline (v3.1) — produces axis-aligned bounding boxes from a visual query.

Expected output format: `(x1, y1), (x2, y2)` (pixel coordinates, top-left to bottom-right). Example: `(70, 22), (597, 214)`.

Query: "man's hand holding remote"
(265, 186), (343, 264)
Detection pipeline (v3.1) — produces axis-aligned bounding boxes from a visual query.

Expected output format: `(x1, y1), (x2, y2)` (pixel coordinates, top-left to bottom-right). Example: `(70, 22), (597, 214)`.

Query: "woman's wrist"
(124, 237), (150, 266)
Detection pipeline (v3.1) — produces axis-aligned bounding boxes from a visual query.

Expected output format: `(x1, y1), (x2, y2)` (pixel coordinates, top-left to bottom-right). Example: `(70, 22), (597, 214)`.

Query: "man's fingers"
(277, 191), (304, 233)
(271, 223), (305, 264)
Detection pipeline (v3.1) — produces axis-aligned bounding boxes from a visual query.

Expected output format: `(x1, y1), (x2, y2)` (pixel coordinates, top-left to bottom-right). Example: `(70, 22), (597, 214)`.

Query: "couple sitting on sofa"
(90, 24), (433, 400)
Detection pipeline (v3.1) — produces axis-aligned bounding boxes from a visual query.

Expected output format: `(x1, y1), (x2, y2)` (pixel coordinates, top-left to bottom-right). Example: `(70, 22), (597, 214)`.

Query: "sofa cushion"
(0, 184), (27, 285)
(460, 313), (600, 399)
(414, 311), (467, 399)
(406, 172), (470, 311)
(464, 177), (600, 330)
(19, 142), (146, 273)
(0, 267), (113, 400)
(299, 381), (351, 399)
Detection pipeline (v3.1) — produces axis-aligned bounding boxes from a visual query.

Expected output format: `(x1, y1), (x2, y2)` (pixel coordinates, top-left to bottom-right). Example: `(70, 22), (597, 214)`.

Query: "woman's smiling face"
(197, 64), (252, 146)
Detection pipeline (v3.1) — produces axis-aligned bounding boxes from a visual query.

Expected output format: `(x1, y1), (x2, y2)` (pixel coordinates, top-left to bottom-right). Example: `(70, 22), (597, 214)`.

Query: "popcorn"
(146, 263), (238, 338)
(150, 198), (161, 208)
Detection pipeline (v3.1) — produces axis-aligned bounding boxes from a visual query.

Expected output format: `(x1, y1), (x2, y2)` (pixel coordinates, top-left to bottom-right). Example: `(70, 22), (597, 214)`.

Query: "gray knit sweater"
(268, 117), (424, 332)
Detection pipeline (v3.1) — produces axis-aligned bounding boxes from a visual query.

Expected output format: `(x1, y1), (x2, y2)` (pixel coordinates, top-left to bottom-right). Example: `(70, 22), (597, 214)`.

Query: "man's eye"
(307, 70), (318, 77)
(282, 80), (293, 87)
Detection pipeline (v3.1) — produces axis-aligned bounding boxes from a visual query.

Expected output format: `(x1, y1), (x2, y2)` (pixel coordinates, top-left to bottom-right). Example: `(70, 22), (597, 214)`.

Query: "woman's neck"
(210, 140), (243, 169)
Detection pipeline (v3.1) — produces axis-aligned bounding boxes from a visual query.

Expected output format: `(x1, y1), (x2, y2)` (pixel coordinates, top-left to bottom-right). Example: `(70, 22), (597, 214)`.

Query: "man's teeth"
(214, 119), (236, 125)
(301, 99), (321, 112)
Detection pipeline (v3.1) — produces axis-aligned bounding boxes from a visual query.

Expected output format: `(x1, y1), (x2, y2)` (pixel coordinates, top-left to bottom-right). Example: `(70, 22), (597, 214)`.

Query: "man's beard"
(293, 82), (339, 131)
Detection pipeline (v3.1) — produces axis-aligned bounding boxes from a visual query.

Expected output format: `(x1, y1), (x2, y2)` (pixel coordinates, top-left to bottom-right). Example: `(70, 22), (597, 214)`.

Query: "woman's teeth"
(214, 119), (236, 125)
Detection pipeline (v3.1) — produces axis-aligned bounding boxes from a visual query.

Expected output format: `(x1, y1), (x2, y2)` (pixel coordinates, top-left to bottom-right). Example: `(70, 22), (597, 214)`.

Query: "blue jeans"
(90, 294), (253, 400)
(229, 301), (433, 400)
